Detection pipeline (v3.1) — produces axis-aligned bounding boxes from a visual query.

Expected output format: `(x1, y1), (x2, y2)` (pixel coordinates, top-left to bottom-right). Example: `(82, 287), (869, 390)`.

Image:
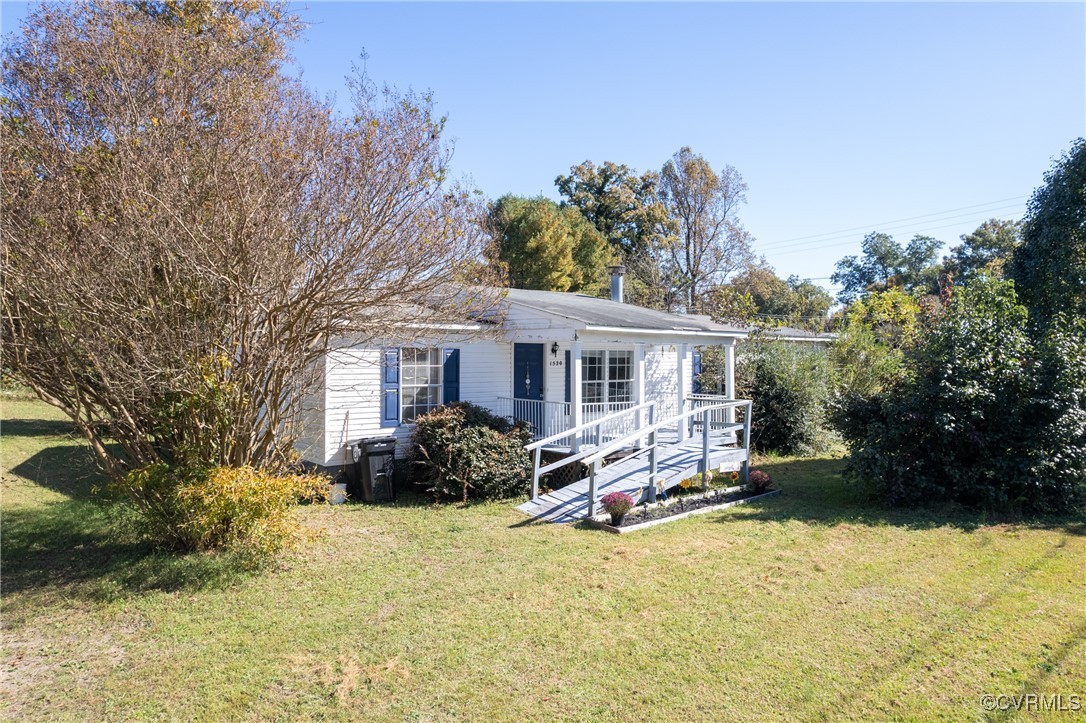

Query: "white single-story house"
(294, 269), (760, 471)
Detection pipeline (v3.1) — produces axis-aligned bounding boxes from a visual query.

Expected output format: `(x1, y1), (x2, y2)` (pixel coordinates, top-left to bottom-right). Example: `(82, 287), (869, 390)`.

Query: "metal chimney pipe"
(608, 264), (626, 303)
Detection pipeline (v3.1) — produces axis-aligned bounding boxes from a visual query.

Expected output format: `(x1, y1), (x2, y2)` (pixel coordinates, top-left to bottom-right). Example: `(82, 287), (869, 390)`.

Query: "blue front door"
(513, 343), (545, 433)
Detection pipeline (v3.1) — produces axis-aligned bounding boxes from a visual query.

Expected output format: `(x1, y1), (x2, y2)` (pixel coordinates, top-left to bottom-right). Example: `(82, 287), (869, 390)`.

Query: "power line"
(759, 195), (1027, 249)
(766, 211), (1026, 259)
(757, 202), (1025, 254)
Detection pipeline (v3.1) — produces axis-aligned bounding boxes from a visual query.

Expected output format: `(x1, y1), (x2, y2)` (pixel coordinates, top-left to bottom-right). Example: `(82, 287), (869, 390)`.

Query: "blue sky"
(3, 2), (1083, 291)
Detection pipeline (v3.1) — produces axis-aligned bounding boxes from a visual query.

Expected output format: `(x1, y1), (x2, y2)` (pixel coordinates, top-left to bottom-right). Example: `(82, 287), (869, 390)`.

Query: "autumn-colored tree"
(702, 286), (759, 326)
(659, 147), (754, 311)
(554, 160), (677, 306)
(721, 263), (832, 330)
(487, 195), (610, 295)
(1, 1), (495, 491)
(555, 160), (674, 258)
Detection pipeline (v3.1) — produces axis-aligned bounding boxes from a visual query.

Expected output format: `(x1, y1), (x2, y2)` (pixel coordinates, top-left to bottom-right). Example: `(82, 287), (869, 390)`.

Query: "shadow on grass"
(2, 501), (252, 602)
(10, 443), (105, 501)
(4, 439), (250, 602)
(334, 487), (446, 510)
(715, 456), (1086, 536)
(1, 417), (77, 438)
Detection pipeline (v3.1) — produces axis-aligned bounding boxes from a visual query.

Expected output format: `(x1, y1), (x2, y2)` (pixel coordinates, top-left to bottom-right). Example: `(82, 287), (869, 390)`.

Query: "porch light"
(551, 341), (560, 357)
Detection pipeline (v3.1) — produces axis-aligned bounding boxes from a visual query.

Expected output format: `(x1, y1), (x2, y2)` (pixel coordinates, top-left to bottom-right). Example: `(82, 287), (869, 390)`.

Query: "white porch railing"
(495, 398), (639, 442)
(582, 400), (636, 422)
(686, 393), (741, 430)
(494, 397), (570, 440)
(522, 398), (753, 514)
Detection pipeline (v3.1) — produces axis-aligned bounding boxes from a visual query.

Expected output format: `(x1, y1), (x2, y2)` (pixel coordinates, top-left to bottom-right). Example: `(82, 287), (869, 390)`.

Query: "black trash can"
(343, 444), (363, 501)
(355, 436), (397, 502)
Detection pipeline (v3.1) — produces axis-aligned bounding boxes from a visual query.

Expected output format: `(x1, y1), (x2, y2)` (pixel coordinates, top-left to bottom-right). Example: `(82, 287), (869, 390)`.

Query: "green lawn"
(2, 395), (1084, 721)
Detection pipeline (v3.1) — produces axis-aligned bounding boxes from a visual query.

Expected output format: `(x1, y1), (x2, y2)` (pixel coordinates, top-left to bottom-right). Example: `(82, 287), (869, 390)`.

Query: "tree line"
(488, 155), (1027, 334)
(701, 141), (1085, 516)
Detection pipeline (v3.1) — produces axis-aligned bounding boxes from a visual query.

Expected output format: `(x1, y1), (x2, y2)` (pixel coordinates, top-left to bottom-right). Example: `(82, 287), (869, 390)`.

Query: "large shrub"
(1007, 138), (1085, 330)
(1022, 315), (1086, 508)
(411, 402), (532, 502)
(1, 1), (496, 543)
(736, 338), (835, 456)
(831, 278), (1085, 514)
(115, 465), (328, 565)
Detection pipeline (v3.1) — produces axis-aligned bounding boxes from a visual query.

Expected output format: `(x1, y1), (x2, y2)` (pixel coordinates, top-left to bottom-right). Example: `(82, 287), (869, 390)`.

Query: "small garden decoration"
(600, 491), (635, 526)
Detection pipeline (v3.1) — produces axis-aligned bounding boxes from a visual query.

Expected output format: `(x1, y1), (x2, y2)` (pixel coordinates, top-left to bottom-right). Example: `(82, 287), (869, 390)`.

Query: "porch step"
(517, 441), (749, 524)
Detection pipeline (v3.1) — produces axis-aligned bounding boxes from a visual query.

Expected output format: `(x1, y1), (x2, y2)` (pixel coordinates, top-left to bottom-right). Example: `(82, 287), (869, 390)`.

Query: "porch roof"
(493, 288), (748, 340)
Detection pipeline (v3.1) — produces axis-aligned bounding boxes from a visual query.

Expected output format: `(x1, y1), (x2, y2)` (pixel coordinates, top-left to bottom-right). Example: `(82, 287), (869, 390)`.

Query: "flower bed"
(586, 481), (781, 534)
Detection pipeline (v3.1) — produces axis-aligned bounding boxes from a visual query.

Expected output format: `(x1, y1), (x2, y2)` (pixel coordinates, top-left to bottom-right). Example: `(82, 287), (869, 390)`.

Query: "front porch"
(490, 335), (739, 446)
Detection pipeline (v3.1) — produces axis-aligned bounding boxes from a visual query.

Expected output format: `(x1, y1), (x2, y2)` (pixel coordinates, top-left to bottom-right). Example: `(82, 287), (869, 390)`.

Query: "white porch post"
(571, 338), (583, 453)
(724, 339), (736, 425)
(676, 342), (688, 442)
(635, 343), (646, 441)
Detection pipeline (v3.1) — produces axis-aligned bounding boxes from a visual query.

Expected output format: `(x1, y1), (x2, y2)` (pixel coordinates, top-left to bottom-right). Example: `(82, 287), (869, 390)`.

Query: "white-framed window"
(582, 349), (633, 405)
(400, 348), (443, 422)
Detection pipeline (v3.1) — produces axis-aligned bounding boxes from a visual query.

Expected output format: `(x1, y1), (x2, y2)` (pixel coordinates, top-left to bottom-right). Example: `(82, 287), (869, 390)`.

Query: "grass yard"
(2, 395), (1084, 721)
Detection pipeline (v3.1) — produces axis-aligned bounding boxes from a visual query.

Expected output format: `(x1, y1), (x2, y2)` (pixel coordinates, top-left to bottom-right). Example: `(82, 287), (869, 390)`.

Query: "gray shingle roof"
(500, 288), (747, 335)
(764, 325), (836, 341)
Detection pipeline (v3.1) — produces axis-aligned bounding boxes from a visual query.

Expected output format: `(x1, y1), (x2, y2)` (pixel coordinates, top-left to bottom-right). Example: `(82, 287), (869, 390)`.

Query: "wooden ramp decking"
(516, 439), (749, 524)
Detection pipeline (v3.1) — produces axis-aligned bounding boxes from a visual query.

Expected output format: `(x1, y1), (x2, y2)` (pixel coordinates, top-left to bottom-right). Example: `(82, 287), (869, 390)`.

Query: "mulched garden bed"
(586, 485), (781, 533)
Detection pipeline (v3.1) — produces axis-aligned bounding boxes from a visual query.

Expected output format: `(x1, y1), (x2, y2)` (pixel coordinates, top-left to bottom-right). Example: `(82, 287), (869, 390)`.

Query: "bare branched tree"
(659, 147), (754, 311)
(2, 2), (496, 498)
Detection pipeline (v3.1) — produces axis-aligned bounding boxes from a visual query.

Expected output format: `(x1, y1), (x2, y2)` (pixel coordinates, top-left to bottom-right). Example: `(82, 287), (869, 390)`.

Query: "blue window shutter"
(692, 348), (702, 394)
(442, 348), (460, 404)
(381, 348), (400, 424)
(564, 350), (571, 404)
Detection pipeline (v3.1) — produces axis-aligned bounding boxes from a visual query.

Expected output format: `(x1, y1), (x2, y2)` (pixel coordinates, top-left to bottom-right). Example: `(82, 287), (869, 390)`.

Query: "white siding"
(322, 347), (386, 467)
(536, 340), (694, 420)
(460, 340), (513, 410)
(645, 343), (692, 419)
(307, 339), (515, 467)
(543, 342), (570, 405)
(292, 361), (327, 465)
(302, 330), (708, 468)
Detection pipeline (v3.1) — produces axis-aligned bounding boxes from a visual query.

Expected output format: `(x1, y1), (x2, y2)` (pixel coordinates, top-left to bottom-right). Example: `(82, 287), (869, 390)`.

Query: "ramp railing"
(578, 399), (752, 518)
(524, 401), (657, 501)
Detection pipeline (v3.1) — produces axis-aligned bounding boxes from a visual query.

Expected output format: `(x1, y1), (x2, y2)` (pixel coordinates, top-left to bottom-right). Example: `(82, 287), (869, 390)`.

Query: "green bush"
(411, 402), (532, 502)
(829, 324), (907, 400)
(736, 338), (836, 456)
(831, 278), (1085, 514)
(114, 464), (328, 565)
(829, 288), (925, 399)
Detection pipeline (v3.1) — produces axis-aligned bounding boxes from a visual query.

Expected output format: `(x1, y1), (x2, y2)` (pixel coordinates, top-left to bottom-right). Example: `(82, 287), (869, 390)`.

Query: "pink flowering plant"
(600, 491), (634, 519)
